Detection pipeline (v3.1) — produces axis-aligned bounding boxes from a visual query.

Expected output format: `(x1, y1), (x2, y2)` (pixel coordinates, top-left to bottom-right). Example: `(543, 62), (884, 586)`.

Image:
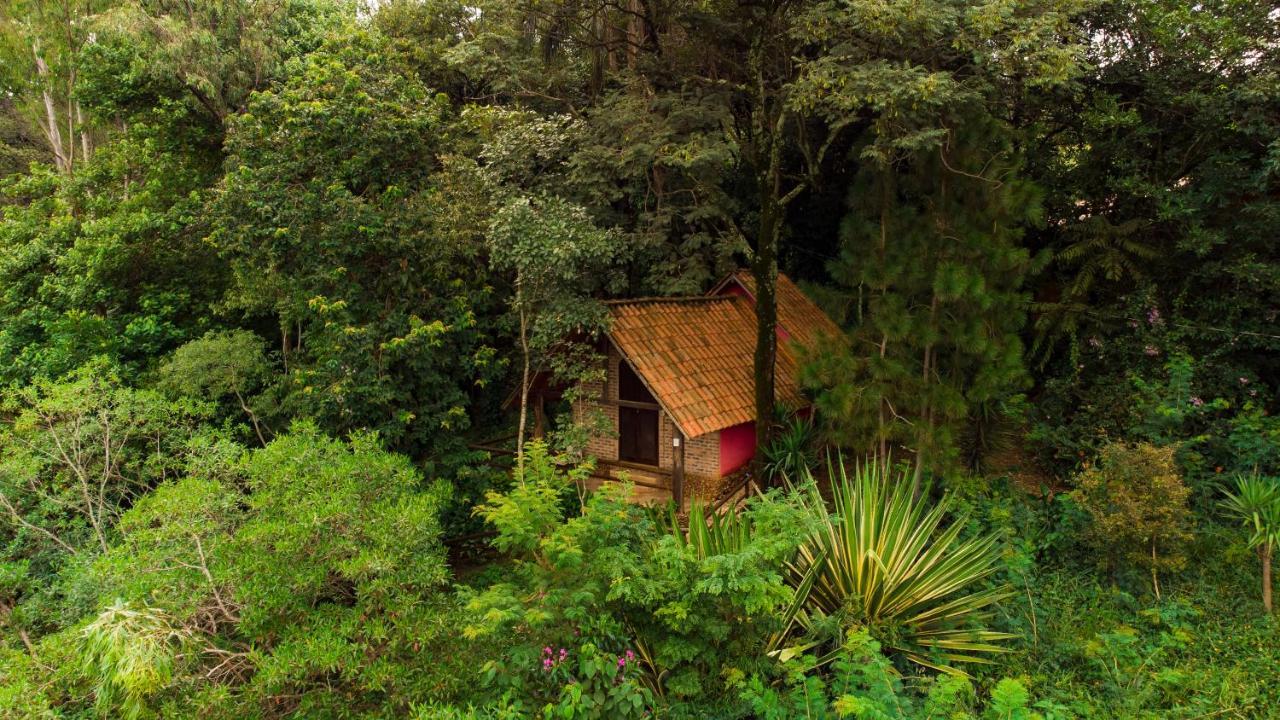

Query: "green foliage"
(1027, 0), (1280, 478)
(811, 114), (1040, 474)
(81, 601), (186, 719)
(760, 415), (819, 483)
(157, 329), (273, 443)
(0, 0), (1275, 716)
(487, 190), (621, 459)
(1219, 475), (1280, 611)
(1220, 476), (1280, 557)
(0, 421), (465, 718)
(212, 28), (501, 457)
(467, 442), (815, 713)
(1009, 547), (1280, 717)
(0, 128), (226, 383)
(740, 631), (1042, 720)
(0, 360), (208, 583)
(474, 441), (589, 556)
(1070, 443), (1194, 597)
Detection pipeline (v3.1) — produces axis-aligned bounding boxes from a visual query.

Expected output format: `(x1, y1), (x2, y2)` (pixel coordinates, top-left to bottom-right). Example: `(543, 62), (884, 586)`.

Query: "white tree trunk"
(32, 43), (70, 173)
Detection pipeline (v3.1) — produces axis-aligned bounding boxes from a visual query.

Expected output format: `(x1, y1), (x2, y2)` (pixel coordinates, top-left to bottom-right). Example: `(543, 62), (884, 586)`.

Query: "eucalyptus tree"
(0, 0), (110, 173)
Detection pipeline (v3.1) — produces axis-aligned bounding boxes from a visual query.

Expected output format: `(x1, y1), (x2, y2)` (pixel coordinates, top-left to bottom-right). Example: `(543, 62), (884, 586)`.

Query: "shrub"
(1070, 442), (1193, 599)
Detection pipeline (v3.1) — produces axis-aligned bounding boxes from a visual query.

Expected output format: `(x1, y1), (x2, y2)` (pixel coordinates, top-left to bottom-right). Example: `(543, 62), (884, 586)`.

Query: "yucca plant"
(761, 416), (818, 484)
(1220, 474), (1280, 613)
(784, 459), (1014, 675)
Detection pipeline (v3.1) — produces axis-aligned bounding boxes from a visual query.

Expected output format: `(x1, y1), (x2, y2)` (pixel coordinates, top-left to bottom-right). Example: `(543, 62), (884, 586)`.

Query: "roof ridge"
(604, 295), (739, 306)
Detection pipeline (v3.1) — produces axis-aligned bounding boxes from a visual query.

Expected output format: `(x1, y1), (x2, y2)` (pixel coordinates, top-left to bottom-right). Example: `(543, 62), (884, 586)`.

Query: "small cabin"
(573, 270), (841, 506)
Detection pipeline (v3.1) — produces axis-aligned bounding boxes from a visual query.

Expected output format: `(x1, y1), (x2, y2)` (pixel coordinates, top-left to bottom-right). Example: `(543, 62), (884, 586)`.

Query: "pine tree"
(811, 114), (1041, 482)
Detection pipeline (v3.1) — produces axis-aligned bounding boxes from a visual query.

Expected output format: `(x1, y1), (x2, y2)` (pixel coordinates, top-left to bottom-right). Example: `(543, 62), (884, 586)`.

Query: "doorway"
(617, 360), (659, 466)
(618, 407), (659, 465)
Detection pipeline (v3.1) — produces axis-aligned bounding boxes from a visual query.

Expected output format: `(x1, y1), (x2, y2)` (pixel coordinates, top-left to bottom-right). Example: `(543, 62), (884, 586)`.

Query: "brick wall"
(656, 411), (718, 473)
(576, 347), (618, 461)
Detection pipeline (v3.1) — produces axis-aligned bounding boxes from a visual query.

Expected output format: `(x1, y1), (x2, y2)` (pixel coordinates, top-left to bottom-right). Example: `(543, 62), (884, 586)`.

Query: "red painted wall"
(719, 421), (757, 476)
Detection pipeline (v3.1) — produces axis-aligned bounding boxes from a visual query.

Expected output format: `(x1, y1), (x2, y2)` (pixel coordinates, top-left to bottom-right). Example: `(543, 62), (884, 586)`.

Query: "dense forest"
(0, 0), (1277, 717)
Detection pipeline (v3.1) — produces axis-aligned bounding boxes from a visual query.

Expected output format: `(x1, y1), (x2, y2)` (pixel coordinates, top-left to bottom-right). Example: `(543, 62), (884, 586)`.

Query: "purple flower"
(1190, 396), (1203, 407)
(1147, 307), (1162, 325)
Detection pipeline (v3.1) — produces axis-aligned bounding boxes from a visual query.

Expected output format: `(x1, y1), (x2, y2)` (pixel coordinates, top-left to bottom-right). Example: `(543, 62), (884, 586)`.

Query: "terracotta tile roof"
(605, 272), (841, 438)
(712, 270), (845, 349)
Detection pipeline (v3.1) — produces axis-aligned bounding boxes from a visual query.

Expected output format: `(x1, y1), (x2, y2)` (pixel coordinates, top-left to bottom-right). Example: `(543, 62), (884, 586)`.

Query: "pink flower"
(1190, 396), (1204, 407)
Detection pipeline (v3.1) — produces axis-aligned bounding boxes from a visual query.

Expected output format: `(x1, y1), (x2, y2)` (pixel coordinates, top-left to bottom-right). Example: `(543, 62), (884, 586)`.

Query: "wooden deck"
(466, 440), (754, 514)
(584, 460), (756, 514)
(585, 459), (681, 506)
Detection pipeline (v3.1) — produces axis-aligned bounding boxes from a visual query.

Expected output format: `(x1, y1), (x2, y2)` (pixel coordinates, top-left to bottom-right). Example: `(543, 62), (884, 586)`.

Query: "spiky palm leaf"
(787, 460), (1014, 674)
(1220, 475), (1280, 552)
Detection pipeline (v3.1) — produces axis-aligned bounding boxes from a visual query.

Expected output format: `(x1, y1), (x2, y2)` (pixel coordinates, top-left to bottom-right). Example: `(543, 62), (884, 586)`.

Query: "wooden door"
(618, 406), (659, 465)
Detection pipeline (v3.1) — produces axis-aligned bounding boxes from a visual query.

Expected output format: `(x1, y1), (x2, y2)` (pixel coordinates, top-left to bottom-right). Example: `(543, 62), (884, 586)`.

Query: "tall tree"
(812, 116), (1041, 481)
(488, 193), (619, 467)
(0, 0), (111, 173)
(211, 30), (502, 456)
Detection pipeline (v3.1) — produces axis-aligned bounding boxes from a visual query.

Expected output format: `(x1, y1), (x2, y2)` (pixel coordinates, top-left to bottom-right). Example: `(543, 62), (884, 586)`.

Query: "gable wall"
(576, 345), (723, 483)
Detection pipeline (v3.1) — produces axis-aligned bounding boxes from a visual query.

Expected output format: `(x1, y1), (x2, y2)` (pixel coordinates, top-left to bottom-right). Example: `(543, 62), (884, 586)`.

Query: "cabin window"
(618, 361), (656, 404)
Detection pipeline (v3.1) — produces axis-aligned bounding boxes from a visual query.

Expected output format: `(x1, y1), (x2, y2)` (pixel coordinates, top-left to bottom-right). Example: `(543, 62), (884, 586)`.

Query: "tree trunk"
(516, 299), (530, 477)
(235, 389), (268, 447)
(33, 44), (70, 173)
(76, 102), (92, 160)
(752, 200), (780, 477)
(876, 175), (891, 461)
(1262, 544), (1272, 613)
(1151, 540), (1161, 601)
